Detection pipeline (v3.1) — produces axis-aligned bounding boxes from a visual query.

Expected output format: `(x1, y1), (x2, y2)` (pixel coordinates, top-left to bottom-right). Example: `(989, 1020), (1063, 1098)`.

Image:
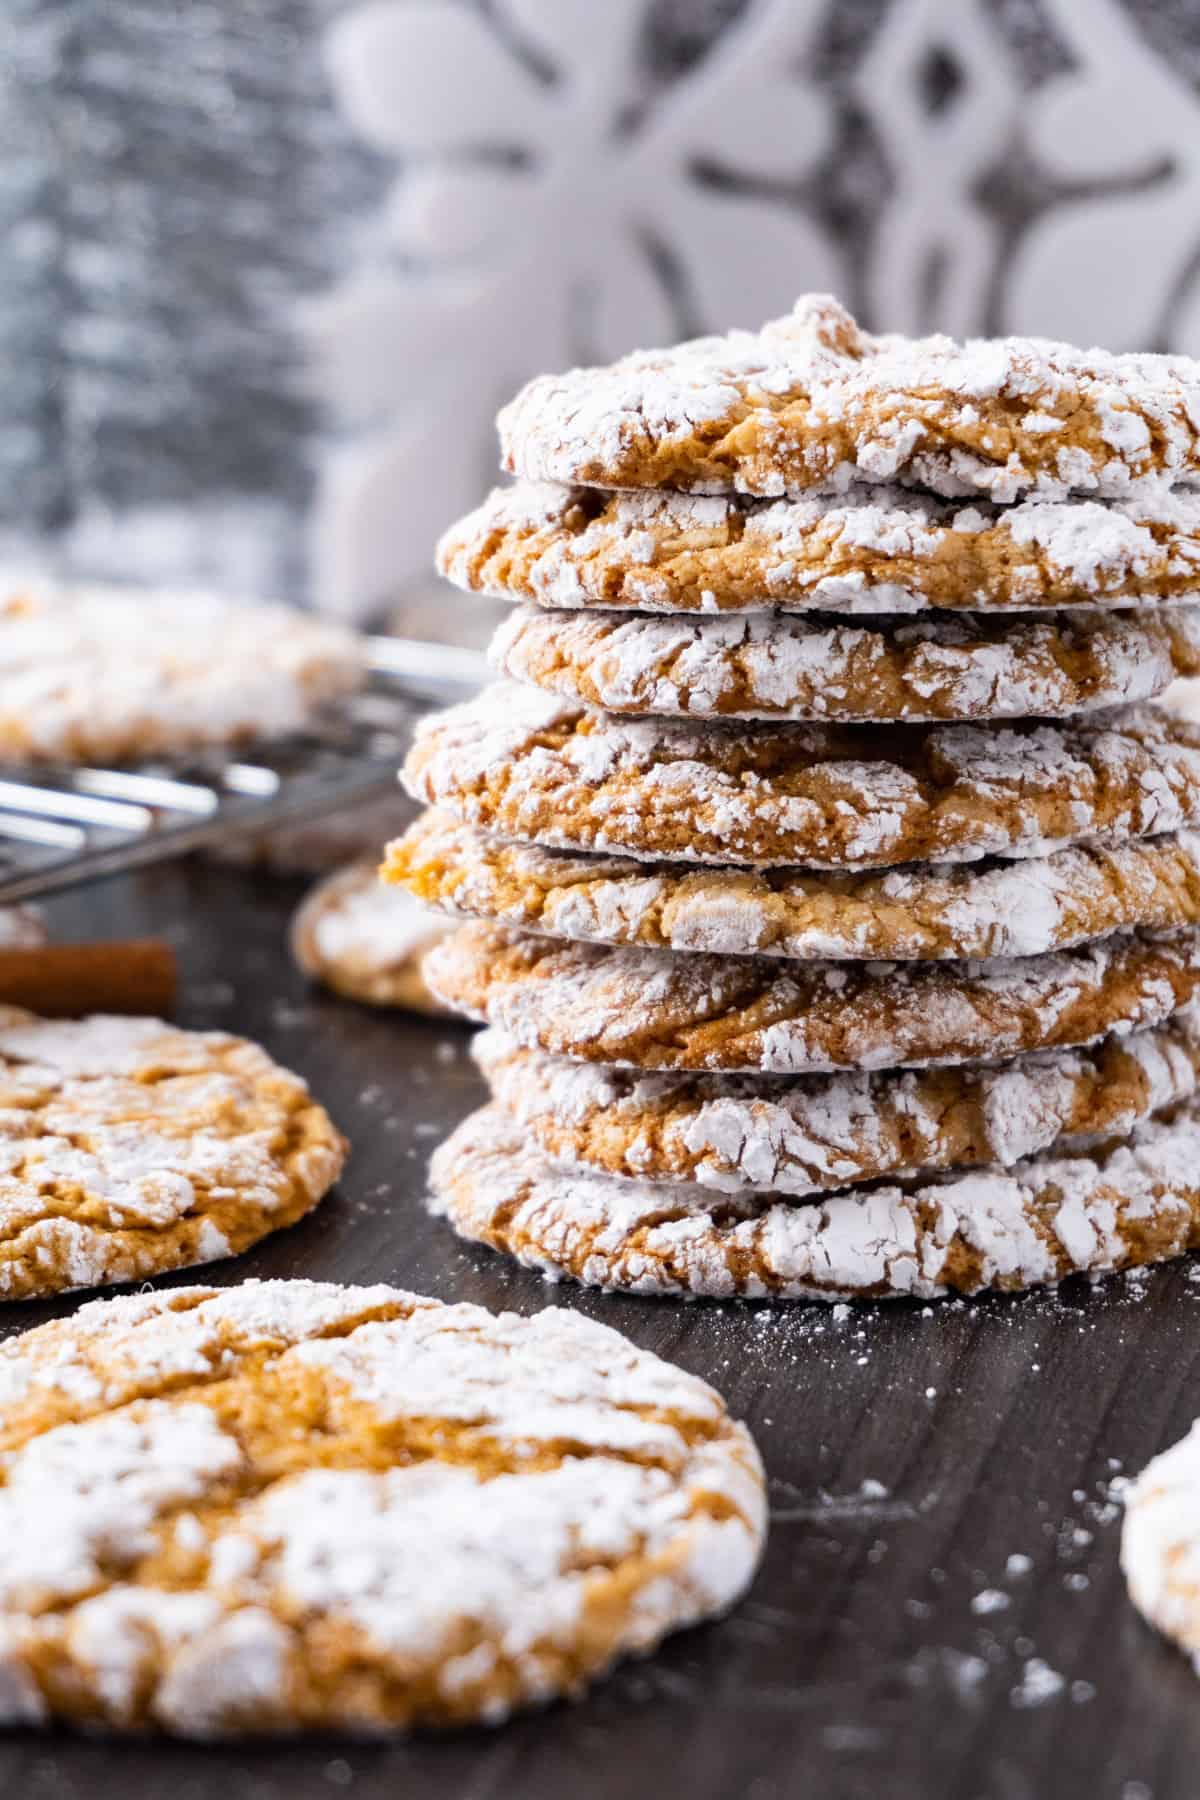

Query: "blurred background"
(5, 0), (1200, 636)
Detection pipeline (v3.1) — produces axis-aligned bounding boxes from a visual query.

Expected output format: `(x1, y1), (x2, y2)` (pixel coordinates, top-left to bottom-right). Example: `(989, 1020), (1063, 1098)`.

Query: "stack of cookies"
(386, 293), (1200, 1304)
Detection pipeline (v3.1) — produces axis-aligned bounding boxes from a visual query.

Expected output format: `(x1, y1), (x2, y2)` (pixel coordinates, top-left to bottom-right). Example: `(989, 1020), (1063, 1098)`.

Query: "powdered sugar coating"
(425, 922), (1200, 1074)
(0, 1010), (345, 1299)
(387, 812), (1200, 962)
(499, 294), (1200, 502)
(490, 605), (1200, 723)
(474, 1011), (1200, 1196)
(403, 684), (1200, 871)
(431, 1101), (1200, 1301)
(1122, 1418), (1200, 1673)
(0, 1279), (764, 1735)
(0, 576), (364, 763)
(441, 480), (1200, 616)
(290, 860), (453, 1012)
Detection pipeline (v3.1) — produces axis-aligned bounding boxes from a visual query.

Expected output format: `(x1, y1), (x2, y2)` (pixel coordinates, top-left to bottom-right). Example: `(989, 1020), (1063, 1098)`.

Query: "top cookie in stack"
(387, 294), (1200, 1304)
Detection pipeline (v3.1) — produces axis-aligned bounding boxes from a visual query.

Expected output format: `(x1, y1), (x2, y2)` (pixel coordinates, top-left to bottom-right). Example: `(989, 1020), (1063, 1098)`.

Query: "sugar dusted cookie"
(499, 294), (1200, 502)
(290, 859), (454, 1012)
(0, 1011), (345, 1299)
(0, 1280), (764, 1734)
(402, 684), (1200, 871)
(386, 813), (1200, 963)
(0, 576), (364, 763)
(424, 922), (1200, 1075)
(431, 1101), (1200, 1301)
(490, 605), (1200, 724)
(442, 481), (1200, 618)
(1123, 1420), (1200, 1672)
(473, 1012), (1200, 1197)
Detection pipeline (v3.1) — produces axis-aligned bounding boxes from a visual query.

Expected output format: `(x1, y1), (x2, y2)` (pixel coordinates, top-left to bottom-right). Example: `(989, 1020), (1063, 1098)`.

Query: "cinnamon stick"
(0, 941), (178, 1017)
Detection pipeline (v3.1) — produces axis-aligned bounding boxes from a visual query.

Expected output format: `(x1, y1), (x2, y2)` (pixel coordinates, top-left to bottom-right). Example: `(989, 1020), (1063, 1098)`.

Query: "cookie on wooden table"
(440, 481), (1200, 618)
(0, 1280), (764, 1735)
(431, 1101), (1200, 1302)
(290, 859), (453, 1012)
(386, 812), (1200, 963)
(499, 293), (1200, 502)
(473, 1012), (1200, 1197)
(0, 577), (363, 763)
(403, 684), (1200, 871)
(425, 922), (1200, 1075)
(489, 605), (1200, 723)
(1123, 1420), (1200, 1673)
(0, 1010), (345, 1299)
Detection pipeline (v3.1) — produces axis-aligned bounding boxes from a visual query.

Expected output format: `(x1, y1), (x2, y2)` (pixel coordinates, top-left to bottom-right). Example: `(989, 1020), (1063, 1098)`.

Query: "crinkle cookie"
(441, 480), (1200, 617)
(490, 605), (1200, 724)
(474, 1014), (1200, 1197)
(499, 293), (1200, 503)
(424, 923), (1200, 1075)
(0, 576), (363, 763)
(1122, 1419), (1200, 1673)
(430, 1102), (1200, 1302)
(290, 860), (453, 1012)
(0, 1010), (345, 1299)
(0, 1280), (764, 1735)
(402, 684), (1200, 871)
(385, 813), (1200, 963)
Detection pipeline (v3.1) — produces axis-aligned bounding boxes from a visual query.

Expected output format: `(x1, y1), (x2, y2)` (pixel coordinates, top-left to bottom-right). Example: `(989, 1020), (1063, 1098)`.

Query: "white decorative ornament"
(310, 0), (841, 621)
(1008, 0), (1200, 351)
(854, 0), (1018, 336)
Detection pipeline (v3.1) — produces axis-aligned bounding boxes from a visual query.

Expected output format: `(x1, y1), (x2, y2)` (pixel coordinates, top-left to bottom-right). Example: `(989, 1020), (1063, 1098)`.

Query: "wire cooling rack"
(0, 637), (485, 905)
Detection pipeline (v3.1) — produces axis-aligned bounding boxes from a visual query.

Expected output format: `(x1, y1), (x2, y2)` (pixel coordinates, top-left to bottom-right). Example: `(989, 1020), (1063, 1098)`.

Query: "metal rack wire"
(0, 637), (485, 905)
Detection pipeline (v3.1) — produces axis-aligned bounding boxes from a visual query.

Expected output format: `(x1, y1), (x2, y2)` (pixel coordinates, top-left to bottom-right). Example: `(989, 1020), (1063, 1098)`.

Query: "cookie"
(424, 923), (1200, 1074)
(403, 684), (1200, 871)
(474, 1012), (1200, 1196)
(0, 577), (363, 763)
(0, 1279), (764, 1735)
(290, 860), (454, 1012)
(490, 605), (1200, 724)
(498, 293), (1200, 502)
(430, 1102), (1200, 1301)
(385, 813), (1200, 963)
(441, 480), (1200, 618)
(1122, 1420), (1200, 1672)
(0, 1011), (345, 1299)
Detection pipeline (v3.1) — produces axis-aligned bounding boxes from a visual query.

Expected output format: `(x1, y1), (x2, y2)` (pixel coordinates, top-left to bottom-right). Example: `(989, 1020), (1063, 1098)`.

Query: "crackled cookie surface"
(425, 923), (1200, 1074)
(431, 1102), (1200, 1301)
(499, 294), (1200, 503)
(403, 685), (1200, 871)
(442, 481), (1200, 617)
(474, 1014), (1200, 1197)
(290, 860), (453, 1011)
(491, 605), (1200, 723)
(0, 1280), (764, 1735)
(0, 577), (364, 763)
(386, 813), (1200, 963)
(1122, 1419), (1200, 1673)
(0, 1011), (345, 1298)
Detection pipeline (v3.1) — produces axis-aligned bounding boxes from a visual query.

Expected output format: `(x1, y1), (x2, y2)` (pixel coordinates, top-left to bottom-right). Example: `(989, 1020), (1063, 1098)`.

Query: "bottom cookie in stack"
(420, 920), (1200, 1303)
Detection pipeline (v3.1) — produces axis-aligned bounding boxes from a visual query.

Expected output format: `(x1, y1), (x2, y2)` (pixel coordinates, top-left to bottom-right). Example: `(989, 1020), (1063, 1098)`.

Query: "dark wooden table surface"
(4, 855), (1200, 1799)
